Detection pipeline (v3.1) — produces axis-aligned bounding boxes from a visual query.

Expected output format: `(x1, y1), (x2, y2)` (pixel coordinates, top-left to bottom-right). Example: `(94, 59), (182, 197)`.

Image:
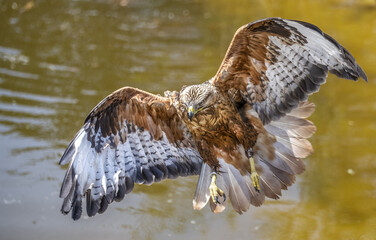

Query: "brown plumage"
(59, 18), (367, 220)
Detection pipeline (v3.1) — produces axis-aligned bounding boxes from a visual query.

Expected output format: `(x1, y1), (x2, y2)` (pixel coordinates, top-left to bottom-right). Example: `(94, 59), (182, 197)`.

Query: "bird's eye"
(179, 105), (186, 112)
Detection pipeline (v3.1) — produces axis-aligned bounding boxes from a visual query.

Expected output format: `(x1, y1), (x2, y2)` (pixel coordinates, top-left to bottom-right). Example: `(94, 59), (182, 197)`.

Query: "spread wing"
(210, 17), (367, 124)
(59, 87), (202, 220)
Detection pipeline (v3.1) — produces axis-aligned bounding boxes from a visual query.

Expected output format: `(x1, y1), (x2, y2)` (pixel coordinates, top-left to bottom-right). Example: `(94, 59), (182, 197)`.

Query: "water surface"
(0, 0), (375, 239)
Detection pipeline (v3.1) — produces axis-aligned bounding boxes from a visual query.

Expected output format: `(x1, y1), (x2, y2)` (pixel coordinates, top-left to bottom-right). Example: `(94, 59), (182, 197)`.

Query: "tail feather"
(267, 116), (316, 139)
(262, 101), (316, 175)
(209, 198), (227, 213)
(192, 163), (211, 210)
(275, 136), (313, 158)
(288, 101), (316, 118)
(219, 159), (251, 214)
(263, 161), (296, 188)
(274, 148), (306, 174)
(257, 159), (282, 199)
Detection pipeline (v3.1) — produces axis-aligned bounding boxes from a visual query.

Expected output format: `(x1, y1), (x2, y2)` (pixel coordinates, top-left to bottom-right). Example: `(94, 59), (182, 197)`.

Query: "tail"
(193, 101), (316, 213)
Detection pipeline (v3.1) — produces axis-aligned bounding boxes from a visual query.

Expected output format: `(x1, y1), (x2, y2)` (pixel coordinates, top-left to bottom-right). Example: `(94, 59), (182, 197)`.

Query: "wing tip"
(357, 64), (368, 82)
(287, 19), (368, 83)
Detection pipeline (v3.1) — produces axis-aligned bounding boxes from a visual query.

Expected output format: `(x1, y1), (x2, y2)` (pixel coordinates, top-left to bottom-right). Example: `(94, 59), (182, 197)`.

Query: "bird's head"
(178, 83), (217, 121)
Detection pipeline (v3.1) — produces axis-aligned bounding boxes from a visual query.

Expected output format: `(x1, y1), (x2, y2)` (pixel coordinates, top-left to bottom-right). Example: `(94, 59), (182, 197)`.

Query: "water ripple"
(38, 62), (79, 73)
(0, 115), (48, 126)
(0, 89), (77, 104)
(0, 46), (29, 65)
(0, 102), (56, 116)
(0, 67), (39, 80)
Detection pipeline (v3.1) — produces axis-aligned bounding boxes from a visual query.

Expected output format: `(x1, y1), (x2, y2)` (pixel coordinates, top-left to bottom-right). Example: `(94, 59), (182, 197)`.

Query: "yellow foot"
(209, 172), (226, 204)
(250, 157), (260, 192)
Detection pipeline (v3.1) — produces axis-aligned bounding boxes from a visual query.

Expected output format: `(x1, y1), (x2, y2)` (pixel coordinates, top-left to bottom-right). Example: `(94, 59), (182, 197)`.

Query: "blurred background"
(0, 0), (375, 239)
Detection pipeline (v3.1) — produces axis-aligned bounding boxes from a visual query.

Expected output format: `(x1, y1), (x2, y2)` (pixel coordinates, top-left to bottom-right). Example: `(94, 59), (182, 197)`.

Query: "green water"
(0, 0), (375, 239)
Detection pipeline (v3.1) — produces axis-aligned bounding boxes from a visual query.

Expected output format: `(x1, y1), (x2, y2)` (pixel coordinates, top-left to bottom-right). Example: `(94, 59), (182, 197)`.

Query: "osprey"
(59, 18), (367, 220)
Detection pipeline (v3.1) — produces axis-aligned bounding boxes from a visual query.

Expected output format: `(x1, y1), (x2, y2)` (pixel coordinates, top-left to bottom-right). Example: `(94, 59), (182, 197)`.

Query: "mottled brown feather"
(85, 87), (188, 145)
(176, 86), (258, 174)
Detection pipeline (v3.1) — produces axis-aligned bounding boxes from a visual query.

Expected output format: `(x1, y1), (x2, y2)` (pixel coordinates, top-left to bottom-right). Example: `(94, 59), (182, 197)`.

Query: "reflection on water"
(0, 0), (375, 239)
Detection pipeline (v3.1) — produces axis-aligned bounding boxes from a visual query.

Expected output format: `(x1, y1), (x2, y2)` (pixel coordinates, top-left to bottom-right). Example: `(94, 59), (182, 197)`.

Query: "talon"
(209, 172), (226, 204)
(249, 157), (260, 192)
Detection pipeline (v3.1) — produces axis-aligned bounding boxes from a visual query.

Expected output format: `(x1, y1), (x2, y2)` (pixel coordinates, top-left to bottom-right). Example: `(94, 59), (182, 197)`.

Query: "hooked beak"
(188, 106), (195, 121)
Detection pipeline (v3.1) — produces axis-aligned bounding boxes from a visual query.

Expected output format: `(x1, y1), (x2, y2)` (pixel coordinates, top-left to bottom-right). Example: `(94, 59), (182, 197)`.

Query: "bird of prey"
(59, 18), (367, 220)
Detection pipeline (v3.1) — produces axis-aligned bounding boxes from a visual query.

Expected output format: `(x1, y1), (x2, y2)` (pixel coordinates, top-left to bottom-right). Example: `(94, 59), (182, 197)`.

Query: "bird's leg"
(209, 172), (226, 204)
(249, 157), (260, 192)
